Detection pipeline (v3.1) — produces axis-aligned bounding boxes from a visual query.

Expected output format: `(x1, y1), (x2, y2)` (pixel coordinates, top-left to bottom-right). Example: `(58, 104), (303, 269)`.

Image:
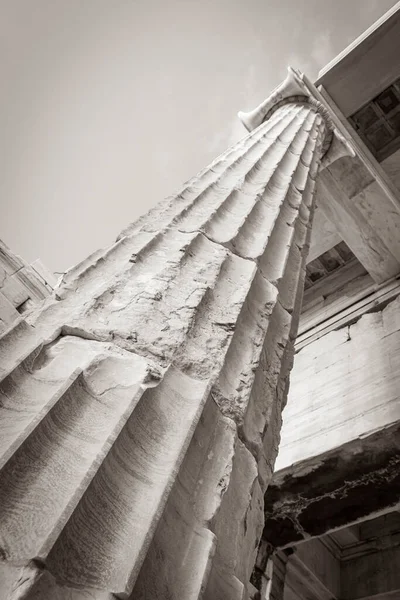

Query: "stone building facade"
(0, 239), (57, 334)
(258, 4), (400, 599)
(1, 5), (400, 600)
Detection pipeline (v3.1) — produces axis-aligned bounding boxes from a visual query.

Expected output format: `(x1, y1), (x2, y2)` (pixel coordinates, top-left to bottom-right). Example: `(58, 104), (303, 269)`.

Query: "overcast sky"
(1, 0), (397, 272)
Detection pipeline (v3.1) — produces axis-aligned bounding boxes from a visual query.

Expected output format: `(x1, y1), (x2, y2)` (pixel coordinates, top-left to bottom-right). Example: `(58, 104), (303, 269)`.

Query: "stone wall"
(275, 293), (400, 471)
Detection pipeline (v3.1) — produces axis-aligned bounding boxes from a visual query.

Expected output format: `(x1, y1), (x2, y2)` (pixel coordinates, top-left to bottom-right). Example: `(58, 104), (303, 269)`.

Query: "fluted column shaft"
(0, 97), (329, 600)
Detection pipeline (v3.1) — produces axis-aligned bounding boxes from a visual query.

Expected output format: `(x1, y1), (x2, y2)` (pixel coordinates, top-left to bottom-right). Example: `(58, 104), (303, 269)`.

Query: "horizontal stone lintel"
(263, 420), (400, 548)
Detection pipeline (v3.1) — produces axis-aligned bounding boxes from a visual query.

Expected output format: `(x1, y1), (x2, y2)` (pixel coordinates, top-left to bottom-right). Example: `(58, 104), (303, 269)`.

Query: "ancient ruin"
(1, 4), (400, 600)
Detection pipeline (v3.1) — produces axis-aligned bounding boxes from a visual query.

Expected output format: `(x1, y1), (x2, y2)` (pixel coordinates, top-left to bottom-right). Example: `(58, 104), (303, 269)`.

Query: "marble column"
(0, 69), (346, 600)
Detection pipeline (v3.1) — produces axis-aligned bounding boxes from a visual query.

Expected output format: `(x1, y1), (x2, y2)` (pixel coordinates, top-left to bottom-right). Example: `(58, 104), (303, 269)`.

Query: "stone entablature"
(0, 240), (56, 334)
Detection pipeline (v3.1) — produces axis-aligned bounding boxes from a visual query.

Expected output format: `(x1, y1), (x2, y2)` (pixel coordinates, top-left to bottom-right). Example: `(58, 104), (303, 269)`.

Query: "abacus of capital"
(0, 69), (352, 600)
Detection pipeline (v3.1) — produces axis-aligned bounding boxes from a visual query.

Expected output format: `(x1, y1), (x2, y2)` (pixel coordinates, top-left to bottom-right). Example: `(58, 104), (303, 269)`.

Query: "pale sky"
(1, 0), (397, 272)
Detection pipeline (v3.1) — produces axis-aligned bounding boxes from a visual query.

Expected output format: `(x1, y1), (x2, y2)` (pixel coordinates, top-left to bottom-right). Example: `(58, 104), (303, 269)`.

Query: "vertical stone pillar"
(0, 69), (345, 600)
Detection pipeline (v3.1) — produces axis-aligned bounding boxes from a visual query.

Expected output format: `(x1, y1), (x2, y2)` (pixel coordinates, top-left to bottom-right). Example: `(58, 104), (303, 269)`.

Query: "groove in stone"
(0, 99), (331, 598)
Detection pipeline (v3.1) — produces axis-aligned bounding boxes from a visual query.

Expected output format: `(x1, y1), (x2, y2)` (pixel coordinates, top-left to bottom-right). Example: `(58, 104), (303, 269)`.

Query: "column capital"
(238, 67), (354, 167)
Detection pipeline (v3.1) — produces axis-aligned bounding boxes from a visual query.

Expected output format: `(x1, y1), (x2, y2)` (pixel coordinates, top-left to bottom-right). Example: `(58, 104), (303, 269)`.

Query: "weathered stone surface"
(0, 84), (331, 598)
(340, 528), (400, 600)
(0, 240), (55, 334)
(276, 294), (400, 471)
(263, 421), (400, 548)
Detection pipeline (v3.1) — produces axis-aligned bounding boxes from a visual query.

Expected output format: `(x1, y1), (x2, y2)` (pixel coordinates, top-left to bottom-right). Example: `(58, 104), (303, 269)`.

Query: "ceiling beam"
(316, 170), (400, 283)
(341, 545), (400, 600)
(285, 555), (338, 600)
(307, 207), (342, 264)
(317, 84), (400, 211)
(262, 422), (400, 549)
